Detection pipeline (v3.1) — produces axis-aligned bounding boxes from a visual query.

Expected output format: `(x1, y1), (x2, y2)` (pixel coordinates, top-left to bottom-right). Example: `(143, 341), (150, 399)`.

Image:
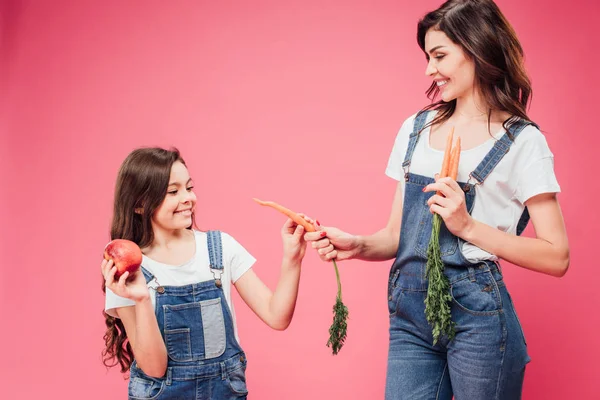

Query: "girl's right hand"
(304, 224), (360, 262)
(101, 259), (150, 302)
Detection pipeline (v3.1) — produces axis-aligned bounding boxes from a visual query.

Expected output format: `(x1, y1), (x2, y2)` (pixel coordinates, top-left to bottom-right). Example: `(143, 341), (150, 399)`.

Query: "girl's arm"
(304, 182), (405, 262)
(425, 178), (569, 277)
(233, 219), (306, 330)
(102, 261), (168, 377)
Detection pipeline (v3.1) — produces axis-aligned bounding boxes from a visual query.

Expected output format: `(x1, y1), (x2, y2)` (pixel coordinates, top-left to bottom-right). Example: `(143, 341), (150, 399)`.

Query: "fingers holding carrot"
(253, 197), (350, 354)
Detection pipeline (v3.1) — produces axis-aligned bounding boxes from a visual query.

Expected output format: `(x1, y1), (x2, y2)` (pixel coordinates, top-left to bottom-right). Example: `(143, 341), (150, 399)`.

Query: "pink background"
(2, 0), (598, 399)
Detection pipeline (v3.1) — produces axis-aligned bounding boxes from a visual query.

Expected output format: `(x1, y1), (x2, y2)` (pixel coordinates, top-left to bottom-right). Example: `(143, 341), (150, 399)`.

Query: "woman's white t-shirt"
(104, 230), (256, 343)
(385, 112), (561, 263)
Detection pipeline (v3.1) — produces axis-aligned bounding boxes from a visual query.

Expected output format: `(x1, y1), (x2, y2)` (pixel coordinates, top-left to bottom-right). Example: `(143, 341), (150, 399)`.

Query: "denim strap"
(469, 120), (538, 184)
(469, 119), (539, 235)
(401, 111), (431, 177)
(207, 230), (224, 271)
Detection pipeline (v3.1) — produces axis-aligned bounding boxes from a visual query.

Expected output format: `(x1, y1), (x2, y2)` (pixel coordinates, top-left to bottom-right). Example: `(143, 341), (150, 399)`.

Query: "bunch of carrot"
(253, 198), (348, 355)
(424, 128), (461, 345)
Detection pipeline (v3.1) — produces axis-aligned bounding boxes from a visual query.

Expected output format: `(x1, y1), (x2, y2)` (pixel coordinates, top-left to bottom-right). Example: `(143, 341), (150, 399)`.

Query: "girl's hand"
(423, 176), (475, 238)
(101, 259), (150, 302)
(304, 222), (360, 262)
(281, 215), (309, 263)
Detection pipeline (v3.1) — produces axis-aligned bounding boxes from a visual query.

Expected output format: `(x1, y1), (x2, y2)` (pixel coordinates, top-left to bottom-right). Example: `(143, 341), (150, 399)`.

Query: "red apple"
(103, 239), (142, 279)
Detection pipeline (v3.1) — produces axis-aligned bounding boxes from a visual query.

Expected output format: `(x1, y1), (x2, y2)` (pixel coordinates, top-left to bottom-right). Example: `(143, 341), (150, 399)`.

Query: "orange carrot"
(439, 127), (454, 179)
(254, 197), (349, 354)
(436, 127), (454, 196)
(449, 137), (461, 180)
(252, 198), (315, 232)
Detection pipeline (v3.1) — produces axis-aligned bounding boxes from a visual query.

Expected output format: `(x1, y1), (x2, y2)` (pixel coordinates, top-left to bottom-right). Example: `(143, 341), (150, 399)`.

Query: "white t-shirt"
(104, 230), (256, 343)
(385, 111), (561, 263)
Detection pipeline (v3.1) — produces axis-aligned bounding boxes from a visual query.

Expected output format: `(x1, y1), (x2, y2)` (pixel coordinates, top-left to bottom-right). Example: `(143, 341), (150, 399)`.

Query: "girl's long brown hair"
(416, 0), (533, 136)
(101, 147), (193, 373)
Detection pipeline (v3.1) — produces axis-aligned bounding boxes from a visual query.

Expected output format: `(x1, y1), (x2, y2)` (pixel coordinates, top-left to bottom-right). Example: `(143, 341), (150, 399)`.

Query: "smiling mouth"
(436, 80), (448, 87)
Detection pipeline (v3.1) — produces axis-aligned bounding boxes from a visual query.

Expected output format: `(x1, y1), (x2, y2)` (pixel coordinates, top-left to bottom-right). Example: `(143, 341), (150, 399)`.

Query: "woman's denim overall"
(385, 112), (534, 400)
(128, 231), (248, 400)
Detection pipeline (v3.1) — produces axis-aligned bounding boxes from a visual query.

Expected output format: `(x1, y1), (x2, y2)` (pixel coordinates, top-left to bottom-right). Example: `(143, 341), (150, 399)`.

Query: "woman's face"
(424, 29), (477, 103)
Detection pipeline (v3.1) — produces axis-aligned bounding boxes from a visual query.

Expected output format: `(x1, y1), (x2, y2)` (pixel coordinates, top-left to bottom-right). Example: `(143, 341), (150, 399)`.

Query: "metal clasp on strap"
(211, 268), (223, 288)
(148, 277), (165, 294)
(403, 165), (410, 182)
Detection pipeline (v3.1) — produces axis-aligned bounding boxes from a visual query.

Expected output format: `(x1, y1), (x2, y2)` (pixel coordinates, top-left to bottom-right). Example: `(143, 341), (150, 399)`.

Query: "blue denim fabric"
(385, 112), (533, 400)
(128, 231), (248, 400)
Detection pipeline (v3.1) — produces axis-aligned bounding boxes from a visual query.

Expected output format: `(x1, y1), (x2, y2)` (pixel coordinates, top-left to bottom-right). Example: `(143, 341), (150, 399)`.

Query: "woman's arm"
(305, 182), (405, 262)
(426, 178), (569, 277)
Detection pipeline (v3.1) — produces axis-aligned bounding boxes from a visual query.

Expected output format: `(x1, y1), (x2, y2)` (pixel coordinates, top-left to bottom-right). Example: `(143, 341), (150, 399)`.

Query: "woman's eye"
(168, 190), (177, 195)
(186, 186), (194, 191)
(435, 54), (445, 60)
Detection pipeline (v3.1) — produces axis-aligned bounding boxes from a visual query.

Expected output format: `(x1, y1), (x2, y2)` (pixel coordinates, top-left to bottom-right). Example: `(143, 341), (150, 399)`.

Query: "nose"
(182, 189), (195, 203)
(425, 59), (437, 77)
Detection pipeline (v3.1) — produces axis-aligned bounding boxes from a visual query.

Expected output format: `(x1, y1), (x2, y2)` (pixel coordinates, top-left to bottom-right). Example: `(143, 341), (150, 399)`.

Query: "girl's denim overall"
(128, 231), (248, 400)
(385, 112), (533, 400)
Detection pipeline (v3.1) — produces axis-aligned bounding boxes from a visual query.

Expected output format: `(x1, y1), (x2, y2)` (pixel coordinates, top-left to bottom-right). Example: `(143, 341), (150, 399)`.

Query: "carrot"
(253, 197), (348, 355)
(439, 127), (454, 179)
(425, 134), (461, 345)
(436, 127), (454, 196)
(449, 136), (461, 180)
(253, 198), (316, 232)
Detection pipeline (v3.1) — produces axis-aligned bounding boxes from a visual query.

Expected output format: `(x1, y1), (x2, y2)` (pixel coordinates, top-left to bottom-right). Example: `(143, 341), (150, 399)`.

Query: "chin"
(440, 91), (455, 103)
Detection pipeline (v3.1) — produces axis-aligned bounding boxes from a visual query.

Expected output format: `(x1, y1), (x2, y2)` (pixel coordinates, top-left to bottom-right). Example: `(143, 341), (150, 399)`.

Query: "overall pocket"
(450, 270), (502, 316)
(163, 298), (226, 361)
(387, 268), (402, 316)
(226, 357), (249, 396)
(128, 366), (165, 400)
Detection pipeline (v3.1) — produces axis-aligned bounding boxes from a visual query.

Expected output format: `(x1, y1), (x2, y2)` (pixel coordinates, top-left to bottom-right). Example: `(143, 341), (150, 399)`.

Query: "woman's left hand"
(423, 176), (475, 238)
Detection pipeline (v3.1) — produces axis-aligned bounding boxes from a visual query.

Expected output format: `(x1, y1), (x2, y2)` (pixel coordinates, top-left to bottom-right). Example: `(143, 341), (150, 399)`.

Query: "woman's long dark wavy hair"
(101, 147), (195, 374)
(416, 0), (533, 136)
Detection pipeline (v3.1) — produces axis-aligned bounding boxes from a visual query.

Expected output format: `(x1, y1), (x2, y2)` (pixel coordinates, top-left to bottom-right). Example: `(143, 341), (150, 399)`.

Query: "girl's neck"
(145, 227), (193, 252)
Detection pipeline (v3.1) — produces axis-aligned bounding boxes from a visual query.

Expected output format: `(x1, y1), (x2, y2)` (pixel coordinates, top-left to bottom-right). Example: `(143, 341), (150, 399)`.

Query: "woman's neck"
(453, 90), (509, 124)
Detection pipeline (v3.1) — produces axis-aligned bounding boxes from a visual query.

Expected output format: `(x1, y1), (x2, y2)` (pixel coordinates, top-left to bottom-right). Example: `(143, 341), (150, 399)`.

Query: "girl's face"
(424, 29), (477, 103)
(152, 161), (197, 232)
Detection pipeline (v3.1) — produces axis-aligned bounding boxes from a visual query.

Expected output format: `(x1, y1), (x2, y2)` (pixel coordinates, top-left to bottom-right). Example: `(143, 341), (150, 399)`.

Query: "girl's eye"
(168, 190), (178, 195)
(187, 186), (194, 191)
(435, 54), (445, 60)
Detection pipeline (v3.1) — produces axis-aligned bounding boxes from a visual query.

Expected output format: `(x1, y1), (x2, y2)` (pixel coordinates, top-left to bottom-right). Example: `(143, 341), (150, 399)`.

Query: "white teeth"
(436, 80), (448, 87)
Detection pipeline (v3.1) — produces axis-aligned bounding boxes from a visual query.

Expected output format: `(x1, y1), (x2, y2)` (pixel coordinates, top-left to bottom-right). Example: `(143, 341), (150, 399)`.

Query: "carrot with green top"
(424, 130), (462, 345)
(253, 198), (348, 355)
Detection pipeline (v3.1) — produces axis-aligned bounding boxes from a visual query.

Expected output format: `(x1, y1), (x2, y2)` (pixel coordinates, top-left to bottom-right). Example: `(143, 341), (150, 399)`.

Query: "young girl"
(305, 0), (569, 399)
(101, 147), (307, 399)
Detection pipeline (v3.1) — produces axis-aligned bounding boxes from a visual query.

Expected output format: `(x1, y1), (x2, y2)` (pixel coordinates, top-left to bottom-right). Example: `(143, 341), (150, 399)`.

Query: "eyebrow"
(427, 45), (446, 54)
(168, 178), (193, 186)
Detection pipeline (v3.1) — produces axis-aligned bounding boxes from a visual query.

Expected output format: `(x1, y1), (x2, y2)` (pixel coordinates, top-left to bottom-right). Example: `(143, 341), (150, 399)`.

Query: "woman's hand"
(423, 176), (475, 238)
(304, 222), (360, 262)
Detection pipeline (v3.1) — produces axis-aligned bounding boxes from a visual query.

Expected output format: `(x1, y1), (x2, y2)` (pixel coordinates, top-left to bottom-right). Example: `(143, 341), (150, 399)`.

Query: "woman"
(305, 1), (569, 399)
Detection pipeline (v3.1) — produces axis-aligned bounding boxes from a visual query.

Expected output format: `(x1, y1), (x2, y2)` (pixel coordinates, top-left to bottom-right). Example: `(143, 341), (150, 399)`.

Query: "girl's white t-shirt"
(385, 112), (561, 263)
(104, 230), (256, 343)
